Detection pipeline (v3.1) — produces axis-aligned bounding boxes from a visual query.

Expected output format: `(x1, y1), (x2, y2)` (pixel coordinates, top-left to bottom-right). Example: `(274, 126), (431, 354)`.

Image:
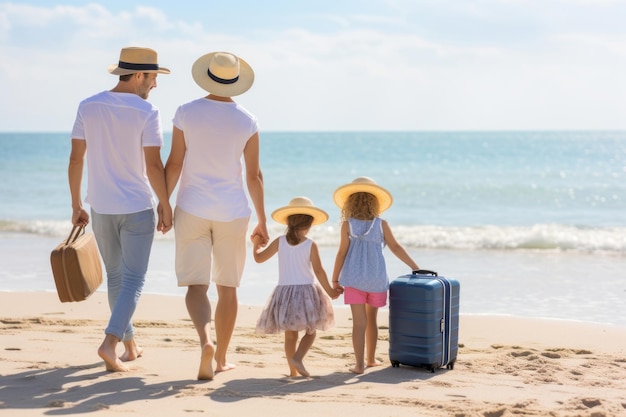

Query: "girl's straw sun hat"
(333, 176), (393, 213)
(272, 197), (329, 226)
(192, 51), (254, 97)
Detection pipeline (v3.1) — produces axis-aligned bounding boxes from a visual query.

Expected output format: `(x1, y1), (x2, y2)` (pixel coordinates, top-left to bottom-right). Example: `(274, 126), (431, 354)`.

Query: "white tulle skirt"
(256, 283), (335, 335)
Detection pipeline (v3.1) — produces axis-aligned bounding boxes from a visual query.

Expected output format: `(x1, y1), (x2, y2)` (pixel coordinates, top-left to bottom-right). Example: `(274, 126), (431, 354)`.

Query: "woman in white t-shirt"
(165, 51), (269, 380)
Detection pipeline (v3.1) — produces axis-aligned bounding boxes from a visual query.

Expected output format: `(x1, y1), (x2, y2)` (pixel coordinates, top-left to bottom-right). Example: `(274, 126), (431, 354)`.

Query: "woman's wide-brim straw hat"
(272, 197), (329, 226)
(333, 176), (393, 213)
(108, 47), (170, 75)
(192, 51), (254, 97)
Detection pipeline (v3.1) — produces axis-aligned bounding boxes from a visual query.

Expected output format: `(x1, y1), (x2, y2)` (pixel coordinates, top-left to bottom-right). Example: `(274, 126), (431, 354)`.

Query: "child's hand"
(329, 283), (344, 299)
(250, 233), (262, 245)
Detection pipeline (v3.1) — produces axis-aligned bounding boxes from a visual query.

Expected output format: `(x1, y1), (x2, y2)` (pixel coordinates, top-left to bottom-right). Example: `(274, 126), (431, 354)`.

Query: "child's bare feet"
(366, 359), (382, 368)
(349, 365), (365, 374)
(197, 343), (215, 380)
(289, 356), (310, 377)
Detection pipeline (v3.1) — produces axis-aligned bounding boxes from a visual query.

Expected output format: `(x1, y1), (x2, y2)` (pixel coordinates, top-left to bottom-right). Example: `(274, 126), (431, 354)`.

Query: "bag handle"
(412, 269), (438, 276)
(65, 225), (86, 245)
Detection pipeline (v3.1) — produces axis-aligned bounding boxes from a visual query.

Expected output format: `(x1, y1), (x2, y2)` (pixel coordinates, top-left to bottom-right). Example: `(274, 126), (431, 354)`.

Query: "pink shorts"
(343, 287), (387, 308)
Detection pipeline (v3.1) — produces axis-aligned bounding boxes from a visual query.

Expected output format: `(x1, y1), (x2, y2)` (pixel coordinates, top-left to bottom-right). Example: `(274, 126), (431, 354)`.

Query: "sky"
(1, 0), (626, 132)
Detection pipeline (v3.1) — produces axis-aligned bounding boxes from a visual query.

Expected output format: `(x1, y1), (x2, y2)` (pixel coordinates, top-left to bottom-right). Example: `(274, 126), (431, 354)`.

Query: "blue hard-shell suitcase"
(388, 270), (460, 372)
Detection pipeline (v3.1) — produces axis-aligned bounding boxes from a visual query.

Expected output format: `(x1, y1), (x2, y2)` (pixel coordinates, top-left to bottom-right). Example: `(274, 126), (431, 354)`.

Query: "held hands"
(157, 202), (173, 234)
(329, 282), (344, 299)
(250, 223), (269, 248)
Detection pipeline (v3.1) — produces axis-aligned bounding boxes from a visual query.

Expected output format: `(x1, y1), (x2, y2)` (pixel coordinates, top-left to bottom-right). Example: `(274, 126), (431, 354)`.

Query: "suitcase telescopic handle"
(412, 269), (438, 276)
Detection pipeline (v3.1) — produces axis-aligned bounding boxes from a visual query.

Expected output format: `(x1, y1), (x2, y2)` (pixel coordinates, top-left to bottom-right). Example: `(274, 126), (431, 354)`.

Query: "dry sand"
(1, 291), (625, 416)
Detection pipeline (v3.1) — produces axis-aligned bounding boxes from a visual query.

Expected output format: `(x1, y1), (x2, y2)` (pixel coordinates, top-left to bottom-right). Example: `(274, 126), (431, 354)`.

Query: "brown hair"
(119, 73), (150, 82)
(285, 214), (314, 245)
(341, 192), (379, 221)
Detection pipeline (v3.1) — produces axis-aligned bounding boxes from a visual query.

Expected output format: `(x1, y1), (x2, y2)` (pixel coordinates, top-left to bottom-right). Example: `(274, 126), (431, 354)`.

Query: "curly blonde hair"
(340, 192), (380, 221)
(285, 214), (314, 245)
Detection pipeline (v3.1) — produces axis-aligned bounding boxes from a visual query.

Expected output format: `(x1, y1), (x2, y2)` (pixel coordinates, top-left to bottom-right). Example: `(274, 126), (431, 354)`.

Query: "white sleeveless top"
(277, 235), (315, 286)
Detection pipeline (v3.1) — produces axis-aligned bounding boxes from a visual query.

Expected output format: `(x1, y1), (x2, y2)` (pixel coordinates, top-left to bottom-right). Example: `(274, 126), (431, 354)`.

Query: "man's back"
(71, 90), (163, 215)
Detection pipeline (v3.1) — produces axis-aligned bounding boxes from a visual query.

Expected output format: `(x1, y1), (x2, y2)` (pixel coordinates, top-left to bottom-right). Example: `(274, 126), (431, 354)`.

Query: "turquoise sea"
(1, 131), (625, 325)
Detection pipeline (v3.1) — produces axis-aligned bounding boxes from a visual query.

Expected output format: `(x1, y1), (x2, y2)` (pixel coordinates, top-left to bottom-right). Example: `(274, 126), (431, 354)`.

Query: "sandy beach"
(1, 292), (625, 416)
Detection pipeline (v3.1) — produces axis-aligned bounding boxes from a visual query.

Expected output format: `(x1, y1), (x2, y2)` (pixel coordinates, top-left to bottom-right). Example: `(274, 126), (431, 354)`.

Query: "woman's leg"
(186, 284), (214, 380)
(214, 285), (238, 372)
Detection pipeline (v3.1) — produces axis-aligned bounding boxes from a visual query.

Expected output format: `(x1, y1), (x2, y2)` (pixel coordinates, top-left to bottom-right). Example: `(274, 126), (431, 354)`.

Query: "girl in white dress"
(251, 197), (340, 377)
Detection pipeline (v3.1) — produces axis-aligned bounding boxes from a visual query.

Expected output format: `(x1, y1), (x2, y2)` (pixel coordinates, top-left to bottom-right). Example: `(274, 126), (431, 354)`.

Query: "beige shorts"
(174, 207), (249, 288)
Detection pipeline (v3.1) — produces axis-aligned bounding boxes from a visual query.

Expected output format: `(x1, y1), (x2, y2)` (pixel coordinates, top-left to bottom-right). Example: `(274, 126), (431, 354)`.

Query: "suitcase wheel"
(391, 360), (400, 368)
(446, 360), (455, 370)
(427, 364), (437, 373)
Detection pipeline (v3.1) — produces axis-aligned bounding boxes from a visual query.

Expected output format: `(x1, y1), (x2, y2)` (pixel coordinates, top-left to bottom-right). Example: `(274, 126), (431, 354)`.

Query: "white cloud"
(1, 1), (626, 131)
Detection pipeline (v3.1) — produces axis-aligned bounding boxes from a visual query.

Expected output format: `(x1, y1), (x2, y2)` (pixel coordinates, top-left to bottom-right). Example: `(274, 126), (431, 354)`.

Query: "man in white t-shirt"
(68, 46), (172, 372)
(165, 51), (268, 379)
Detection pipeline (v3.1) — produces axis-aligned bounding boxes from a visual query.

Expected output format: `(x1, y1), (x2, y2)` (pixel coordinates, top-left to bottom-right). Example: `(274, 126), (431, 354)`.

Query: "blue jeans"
(91, 208), (155, 341)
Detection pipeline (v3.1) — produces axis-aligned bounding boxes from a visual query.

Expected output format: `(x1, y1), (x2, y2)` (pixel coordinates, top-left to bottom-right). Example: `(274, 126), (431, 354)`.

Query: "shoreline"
(3, 231), (626, 326)
(1, 291), (626, 416)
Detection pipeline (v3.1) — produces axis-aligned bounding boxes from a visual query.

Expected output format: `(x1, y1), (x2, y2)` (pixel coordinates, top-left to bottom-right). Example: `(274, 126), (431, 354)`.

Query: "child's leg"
(290, 330), (315, 377)
(284, 330), (299, 377)
(349, 304), (367, 374)
(365, 304), (381, 367)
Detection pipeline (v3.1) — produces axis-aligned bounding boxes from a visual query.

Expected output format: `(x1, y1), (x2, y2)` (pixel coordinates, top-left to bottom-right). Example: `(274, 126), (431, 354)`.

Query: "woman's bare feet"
(289, 356), (310, 377)
(197, 343), (215, 380)
(98, 335), (129, 372)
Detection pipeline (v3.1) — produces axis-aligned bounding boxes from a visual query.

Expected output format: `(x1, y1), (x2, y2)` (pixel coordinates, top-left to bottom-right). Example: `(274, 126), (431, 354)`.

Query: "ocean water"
(1, 131), (625, 325)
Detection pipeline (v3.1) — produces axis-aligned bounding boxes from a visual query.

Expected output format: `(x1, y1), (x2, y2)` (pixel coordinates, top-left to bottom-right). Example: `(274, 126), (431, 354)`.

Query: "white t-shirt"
(71, 91), (163, 214)
(172, 98), (259, 221)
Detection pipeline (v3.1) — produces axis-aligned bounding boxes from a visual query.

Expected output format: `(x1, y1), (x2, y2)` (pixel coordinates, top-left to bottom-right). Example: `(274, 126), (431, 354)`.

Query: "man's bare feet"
(289, 357), (310, 377)
(215, 362), (236, 373)
(120, 340), (144, 362)
(98, 343), (130, 372)
(197, 343), (215, 380)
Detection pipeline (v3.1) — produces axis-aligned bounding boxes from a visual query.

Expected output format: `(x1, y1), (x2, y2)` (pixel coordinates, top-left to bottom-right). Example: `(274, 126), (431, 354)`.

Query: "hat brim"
(108, 64), (171, 75)
(191, 52), (254, 97)
(333, 183), (393, 213)
(271, 206), (329, 226)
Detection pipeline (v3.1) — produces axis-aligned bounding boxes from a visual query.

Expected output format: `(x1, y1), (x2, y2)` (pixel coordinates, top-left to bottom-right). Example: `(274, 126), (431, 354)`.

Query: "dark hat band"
(207, 68), (239, 84)
(118, 61), (160, 71)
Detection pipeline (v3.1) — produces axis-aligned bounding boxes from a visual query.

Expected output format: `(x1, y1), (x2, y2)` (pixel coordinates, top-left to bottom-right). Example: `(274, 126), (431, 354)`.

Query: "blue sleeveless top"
(338, 217), (389, 292)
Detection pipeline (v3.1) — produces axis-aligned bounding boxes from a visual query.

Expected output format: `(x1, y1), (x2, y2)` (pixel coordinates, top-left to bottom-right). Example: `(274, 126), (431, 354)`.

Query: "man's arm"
(144, 146), (172, 233)
(68, 139), (89, 226)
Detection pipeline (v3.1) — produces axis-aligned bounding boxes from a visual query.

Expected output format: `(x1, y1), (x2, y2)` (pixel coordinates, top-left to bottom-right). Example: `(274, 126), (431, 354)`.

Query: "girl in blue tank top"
(331, 177), (420, 374)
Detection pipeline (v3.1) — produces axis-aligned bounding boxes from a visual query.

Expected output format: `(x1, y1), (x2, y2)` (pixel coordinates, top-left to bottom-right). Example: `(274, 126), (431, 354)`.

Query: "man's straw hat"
(108, 47), (170, 75)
